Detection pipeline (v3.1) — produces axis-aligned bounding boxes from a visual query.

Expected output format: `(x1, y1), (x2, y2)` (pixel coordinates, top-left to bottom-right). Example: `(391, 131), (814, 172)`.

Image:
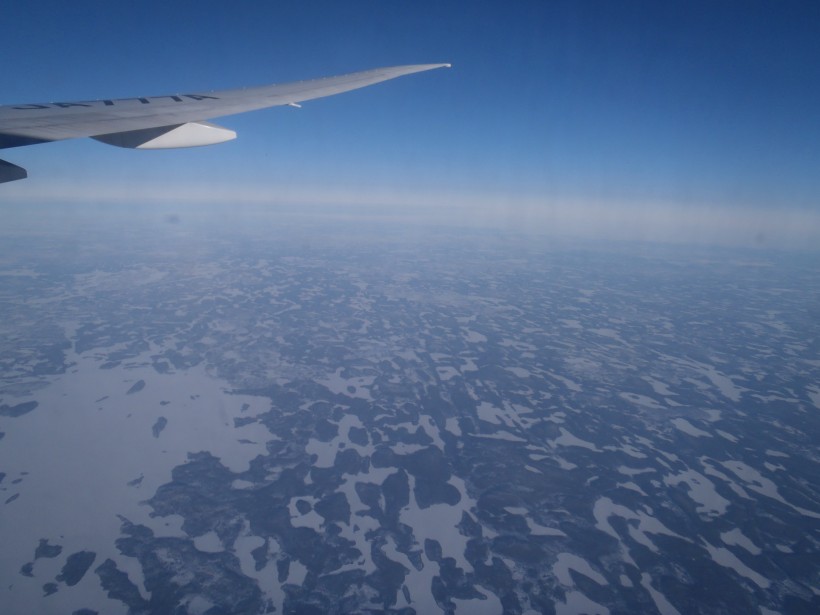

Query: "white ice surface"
(663, 470), (729, 517)
(640, 572), (682, 615)
(671, 418), (711, 438)
(720, 529), (762, 555)
(703, 541), (770, 588)
(0, 348), (273, 615)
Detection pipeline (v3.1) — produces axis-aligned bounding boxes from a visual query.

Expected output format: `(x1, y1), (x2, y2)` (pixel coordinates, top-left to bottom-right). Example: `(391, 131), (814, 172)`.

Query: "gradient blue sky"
(2, 1), (819, 245)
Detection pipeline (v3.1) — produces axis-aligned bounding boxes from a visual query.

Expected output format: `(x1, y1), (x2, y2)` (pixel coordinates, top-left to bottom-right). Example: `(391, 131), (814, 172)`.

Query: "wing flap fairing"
(91, 121), (237, 149)
(0, 159), (27, 184)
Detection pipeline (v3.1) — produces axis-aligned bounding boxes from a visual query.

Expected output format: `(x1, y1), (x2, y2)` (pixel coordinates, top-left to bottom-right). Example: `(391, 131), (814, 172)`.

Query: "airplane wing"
(0, 63), (450, 183)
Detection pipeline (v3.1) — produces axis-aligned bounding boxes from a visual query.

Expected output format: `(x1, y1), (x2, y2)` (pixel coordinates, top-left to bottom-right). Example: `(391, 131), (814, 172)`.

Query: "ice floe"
(720, 529), (762, 555)
(593, 497), (688, 561)
(444, 417), (462, 436)
(617, 465), (656, 477)
(642, 376), (676, 397)
(619, 392), (663, 410)
(703, 541), (770, 588)
(553, 552), (606, 586)
(663, 469), (729, 517)
(640, 573), (681, 615)
(315, 367), (375, 400)
(504, 507), (566, 537)
(451, 585), (503, 614)
(551, 427), (601, 451)
(193, 531), (223, 553)
(715, 429), (738, 442)
(505, 366), (531, 378)
(462, 329), (487, 344)
(671, 418), (711, 438)
(721, 460), (820, 519)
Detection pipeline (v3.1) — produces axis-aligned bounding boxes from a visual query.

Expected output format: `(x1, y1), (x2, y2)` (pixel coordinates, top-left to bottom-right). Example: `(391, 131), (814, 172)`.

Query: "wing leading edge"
(0, 63), (450, 183)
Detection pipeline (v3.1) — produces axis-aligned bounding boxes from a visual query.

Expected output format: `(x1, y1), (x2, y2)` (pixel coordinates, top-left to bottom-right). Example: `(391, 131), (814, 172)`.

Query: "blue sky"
(2, 1), (819, 246)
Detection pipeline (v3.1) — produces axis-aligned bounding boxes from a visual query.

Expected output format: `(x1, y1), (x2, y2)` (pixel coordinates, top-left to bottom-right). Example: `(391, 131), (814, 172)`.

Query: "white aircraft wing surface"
(0, 63), (450, 183)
